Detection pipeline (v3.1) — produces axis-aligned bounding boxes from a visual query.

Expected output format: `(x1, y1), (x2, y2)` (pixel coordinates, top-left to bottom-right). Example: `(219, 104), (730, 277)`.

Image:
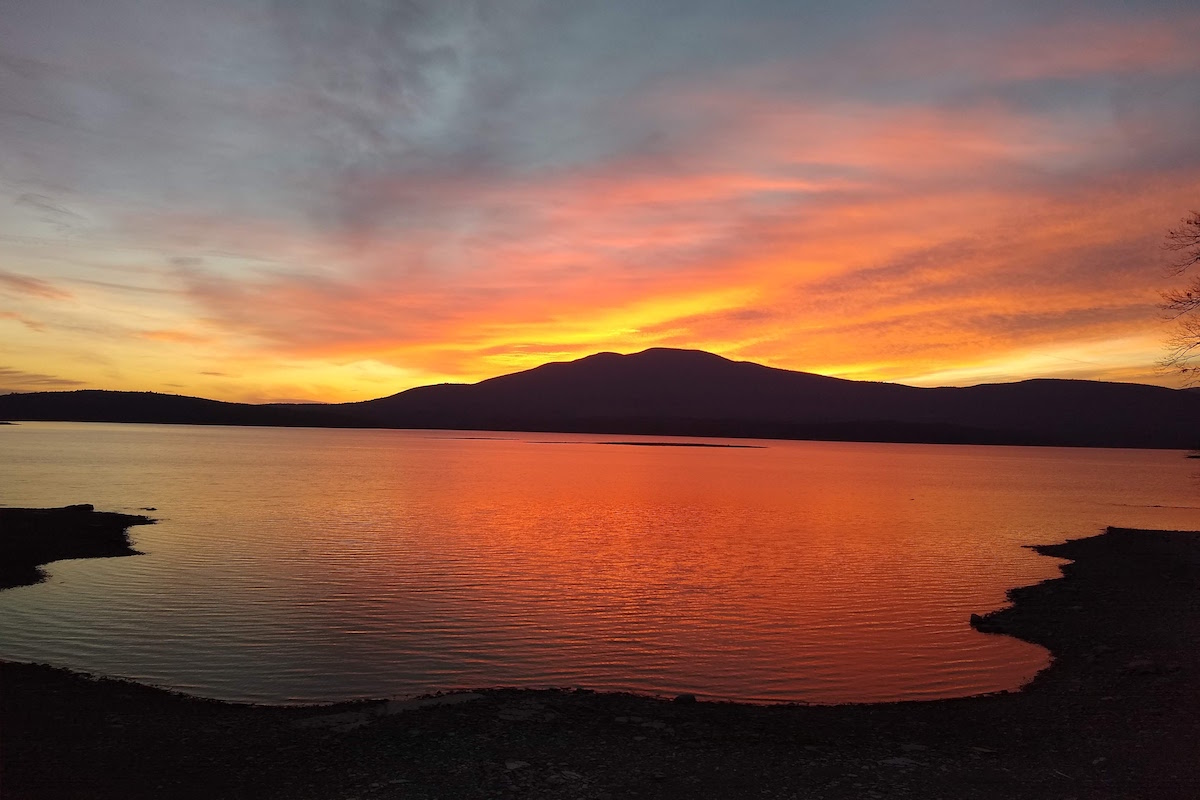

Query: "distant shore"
(2, 513), (1198, 798)
(8, 342), (1200, 449)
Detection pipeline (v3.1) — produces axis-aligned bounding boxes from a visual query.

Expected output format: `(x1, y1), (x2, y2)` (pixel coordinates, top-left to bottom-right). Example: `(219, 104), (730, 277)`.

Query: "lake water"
(2, 422), (1199, 705)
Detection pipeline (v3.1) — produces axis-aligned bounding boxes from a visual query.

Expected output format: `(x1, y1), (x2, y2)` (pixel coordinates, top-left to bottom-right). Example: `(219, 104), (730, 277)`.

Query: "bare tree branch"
(1160, 211), (1200, 381)
(1163, 211), (1200, 276)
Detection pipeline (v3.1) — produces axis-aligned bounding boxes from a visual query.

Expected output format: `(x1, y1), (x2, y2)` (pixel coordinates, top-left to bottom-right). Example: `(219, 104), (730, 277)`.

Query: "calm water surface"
(2, 422), (1199, 704)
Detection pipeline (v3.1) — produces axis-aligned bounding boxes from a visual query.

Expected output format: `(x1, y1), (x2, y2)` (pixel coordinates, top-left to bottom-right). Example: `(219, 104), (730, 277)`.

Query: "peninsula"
(0, 504), (153, 590)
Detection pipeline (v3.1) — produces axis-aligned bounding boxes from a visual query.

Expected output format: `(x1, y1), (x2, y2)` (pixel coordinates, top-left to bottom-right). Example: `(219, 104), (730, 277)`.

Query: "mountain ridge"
(3, 348), (1199, 448)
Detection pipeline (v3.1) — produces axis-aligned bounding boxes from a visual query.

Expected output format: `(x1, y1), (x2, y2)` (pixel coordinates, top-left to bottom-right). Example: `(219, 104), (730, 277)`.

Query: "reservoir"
(2, 422), (1198, 704)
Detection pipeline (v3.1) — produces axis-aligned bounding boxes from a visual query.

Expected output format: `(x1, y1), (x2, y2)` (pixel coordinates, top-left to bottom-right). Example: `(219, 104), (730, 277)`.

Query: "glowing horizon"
(2, 2), (1198, 403)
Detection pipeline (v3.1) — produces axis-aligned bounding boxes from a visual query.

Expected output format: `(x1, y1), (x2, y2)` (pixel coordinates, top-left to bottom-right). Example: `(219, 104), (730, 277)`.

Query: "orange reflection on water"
(6, 425), (1199, 704)
(339, 435), (1057, 702)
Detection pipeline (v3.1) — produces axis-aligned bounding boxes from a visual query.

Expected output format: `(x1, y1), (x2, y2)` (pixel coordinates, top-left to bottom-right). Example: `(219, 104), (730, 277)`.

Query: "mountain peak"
(5, 349), (1200, 448)
(630, 347), (734, 360)
(568, 347), (736, 367)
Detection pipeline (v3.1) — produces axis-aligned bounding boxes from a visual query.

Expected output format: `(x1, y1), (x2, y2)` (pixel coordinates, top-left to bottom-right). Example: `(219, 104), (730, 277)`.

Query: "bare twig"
(1160, 211), (1200, 379)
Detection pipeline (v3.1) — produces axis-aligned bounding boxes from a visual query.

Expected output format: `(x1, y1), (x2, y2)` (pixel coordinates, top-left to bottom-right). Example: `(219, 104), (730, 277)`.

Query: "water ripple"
(4, 424), (1200, 704)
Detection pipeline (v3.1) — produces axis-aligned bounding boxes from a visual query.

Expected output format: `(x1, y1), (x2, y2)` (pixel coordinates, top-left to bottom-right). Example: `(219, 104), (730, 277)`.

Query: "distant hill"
(0, 390), (363, 428)
(4, 349), (1200, 448)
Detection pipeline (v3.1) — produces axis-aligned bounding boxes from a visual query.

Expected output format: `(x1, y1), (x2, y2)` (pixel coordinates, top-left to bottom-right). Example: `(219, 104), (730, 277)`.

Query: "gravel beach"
(1, 509), (1197, 798)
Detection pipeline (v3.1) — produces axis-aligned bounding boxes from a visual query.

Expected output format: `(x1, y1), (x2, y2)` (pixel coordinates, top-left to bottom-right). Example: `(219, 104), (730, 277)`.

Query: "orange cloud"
(143, 81), (1197, 399)
(0, 270), (72, 300)
(9, 5), (1200, 401)
(0, 310), (48, 332)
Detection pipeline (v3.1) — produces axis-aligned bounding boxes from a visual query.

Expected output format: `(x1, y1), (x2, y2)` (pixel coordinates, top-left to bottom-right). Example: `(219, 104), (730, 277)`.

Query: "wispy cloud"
(0, 310), (47, 331)
(14, 192), (87, 232)
(0, 270), (72, 300)
(139, 329), (212, 345)
(0, 366), (86, 391)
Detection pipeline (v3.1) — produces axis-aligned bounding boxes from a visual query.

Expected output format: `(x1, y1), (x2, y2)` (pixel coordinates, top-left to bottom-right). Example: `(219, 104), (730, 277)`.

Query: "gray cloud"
(15, 192), (86, 225)
(2, 0), (1195, 240)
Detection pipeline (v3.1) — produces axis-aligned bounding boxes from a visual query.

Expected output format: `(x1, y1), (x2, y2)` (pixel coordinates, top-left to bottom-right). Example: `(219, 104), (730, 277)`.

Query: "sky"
(1, 1), (1199, 403)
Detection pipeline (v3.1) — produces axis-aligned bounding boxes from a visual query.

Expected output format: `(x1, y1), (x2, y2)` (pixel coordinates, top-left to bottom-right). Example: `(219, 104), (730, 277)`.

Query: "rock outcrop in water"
(0, 505), (154, 589)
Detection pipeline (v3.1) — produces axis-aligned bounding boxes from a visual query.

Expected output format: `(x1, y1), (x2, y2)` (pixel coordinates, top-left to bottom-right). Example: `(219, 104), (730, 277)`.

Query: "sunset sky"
(2, 1), (1199, 403)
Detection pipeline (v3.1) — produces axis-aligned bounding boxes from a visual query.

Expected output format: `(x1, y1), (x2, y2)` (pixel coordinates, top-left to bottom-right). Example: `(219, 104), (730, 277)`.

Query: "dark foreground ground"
(2, 513), (1198, 799)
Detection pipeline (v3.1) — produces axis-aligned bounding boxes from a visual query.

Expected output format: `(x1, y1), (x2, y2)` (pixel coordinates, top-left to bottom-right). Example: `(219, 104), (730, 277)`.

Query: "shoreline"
(0, 505), (154, 590)
(2, 521), (1198, 798)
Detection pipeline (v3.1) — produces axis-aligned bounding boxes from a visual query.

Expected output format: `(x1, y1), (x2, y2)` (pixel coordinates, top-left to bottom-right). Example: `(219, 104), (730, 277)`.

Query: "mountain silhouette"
(4, 349), (1200, 448)
(0, 390), (360, 428)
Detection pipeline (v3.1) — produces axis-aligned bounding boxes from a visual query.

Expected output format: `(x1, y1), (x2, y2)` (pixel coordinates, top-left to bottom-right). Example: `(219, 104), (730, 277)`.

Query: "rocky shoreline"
(2, 520), (1198, 798)
(0, 505), (154, 590)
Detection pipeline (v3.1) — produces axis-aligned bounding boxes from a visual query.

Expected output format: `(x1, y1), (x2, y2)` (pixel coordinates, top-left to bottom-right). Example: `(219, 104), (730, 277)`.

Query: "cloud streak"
(0, 270), (72, 300)
(0, 365), (85, 391)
